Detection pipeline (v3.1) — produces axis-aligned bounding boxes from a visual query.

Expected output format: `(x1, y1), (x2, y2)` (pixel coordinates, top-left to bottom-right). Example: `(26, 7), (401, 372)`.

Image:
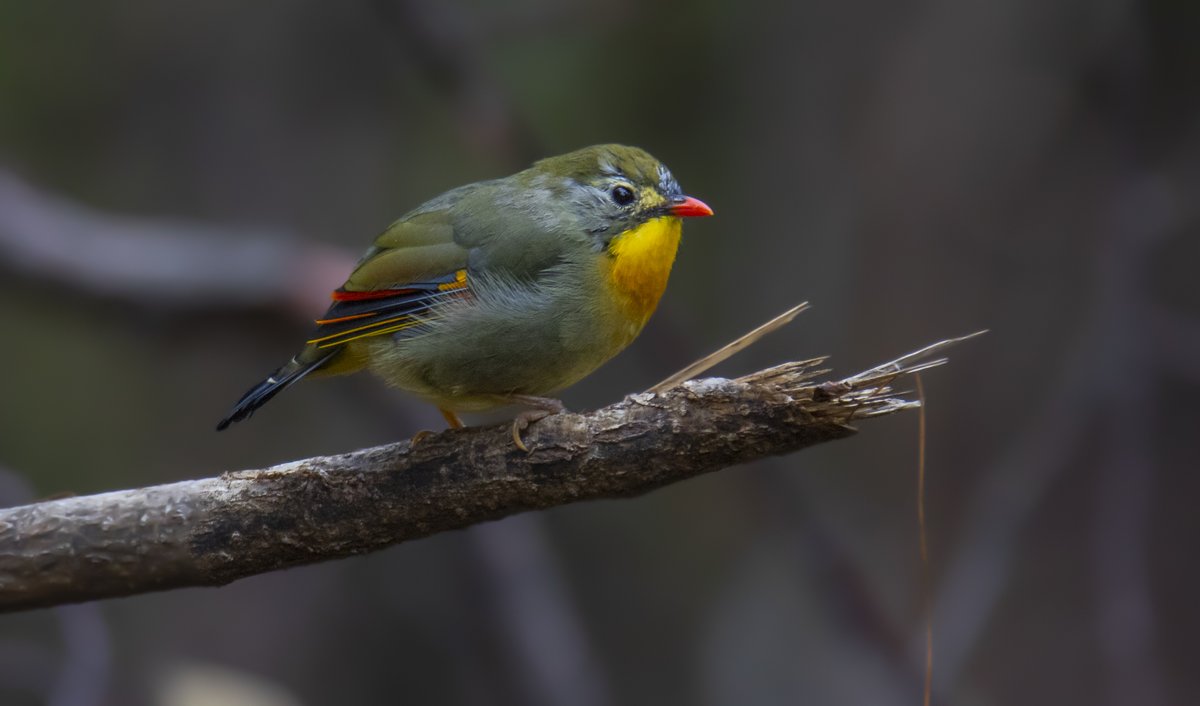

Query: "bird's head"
(529, 144), (712, 250)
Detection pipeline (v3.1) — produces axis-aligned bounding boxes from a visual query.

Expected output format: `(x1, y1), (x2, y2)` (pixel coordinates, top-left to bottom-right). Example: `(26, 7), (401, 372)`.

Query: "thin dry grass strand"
(649, 302), (810, 393)
(916, 372), (932, 706)
(846, 330), (988, 383)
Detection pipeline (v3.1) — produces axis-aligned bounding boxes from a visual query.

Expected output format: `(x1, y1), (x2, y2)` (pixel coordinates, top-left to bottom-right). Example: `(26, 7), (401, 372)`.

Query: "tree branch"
(0, 336), (976, 613)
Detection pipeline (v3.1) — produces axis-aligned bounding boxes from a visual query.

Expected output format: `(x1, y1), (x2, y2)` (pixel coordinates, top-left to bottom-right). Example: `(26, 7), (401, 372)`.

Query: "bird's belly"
(361, 283), (639, 410)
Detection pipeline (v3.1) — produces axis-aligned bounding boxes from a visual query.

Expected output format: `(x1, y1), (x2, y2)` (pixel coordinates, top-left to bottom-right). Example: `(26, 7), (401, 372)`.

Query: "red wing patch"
(330, 287), (419, 302)
(307, 270), (470, 348)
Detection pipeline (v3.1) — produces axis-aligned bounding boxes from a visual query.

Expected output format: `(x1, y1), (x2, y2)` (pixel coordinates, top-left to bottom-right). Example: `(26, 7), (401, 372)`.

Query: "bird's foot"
(507, 396), (567, 453)
(412, 407), (464, 448)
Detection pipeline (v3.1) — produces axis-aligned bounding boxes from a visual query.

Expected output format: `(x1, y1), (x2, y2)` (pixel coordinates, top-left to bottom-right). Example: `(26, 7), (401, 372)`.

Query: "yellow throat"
(604, 216), (682, 327)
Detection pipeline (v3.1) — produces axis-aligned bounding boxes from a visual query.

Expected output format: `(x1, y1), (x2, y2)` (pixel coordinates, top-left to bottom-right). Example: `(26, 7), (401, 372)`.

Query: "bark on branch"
(0, 336), (975, 613)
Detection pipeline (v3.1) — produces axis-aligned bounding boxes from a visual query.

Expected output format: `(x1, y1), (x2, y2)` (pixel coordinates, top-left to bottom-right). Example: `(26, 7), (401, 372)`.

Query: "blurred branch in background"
(48, 605), (110, 706)
(0, 167), (355, 316)
(0, 338), (969, 613)
(467, 516), (613, 706)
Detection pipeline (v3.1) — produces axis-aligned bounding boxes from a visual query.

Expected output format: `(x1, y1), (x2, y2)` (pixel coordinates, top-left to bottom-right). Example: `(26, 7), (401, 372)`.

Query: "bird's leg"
(411, 407), (464, 447)
(505, 395), (567, 453)
(440, 408), (465, 429)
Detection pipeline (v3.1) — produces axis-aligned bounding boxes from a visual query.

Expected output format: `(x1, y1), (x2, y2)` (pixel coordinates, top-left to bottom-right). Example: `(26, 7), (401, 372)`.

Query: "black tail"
(216, 349), (338, 430)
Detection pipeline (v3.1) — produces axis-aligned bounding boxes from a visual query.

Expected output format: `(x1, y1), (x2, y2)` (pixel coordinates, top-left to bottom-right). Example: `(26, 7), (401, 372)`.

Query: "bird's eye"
(610, 185), (635, 206)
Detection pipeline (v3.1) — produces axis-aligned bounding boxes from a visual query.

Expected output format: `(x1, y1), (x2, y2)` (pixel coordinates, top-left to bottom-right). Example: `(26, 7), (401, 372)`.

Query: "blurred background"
(1, 1), (1198, 704)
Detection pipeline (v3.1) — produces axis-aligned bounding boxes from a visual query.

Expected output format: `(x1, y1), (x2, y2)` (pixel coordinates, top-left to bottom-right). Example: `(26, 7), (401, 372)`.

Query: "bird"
(216, 144), (713, 450)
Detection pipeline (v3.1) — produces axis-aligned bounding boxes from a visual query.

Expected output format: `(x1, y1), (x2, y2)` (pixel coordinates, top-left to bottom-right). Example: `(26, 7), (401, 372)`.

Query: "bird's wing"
(307, 178), (574, 349)
(306, 209), (473, 349)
